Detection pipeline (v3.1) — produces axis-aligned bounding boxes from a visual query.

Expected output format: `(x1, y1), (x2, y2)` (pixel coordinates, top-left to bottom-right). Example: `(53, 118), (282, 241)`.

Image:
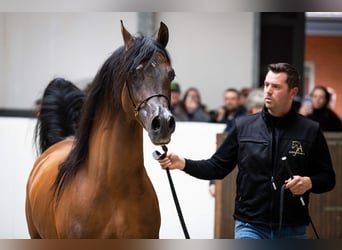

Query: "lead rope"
(279, 157), (319, 239)
(278, 184), (319, 239)
(153, 145), (190, 239)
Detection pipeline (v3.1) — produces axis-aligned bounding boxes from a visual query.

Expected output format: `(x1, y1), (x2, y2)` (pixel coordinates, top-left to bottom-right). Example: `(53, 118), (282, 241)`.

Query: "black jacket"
(307, 107), (342, 132)
(184, 106), (336, 227)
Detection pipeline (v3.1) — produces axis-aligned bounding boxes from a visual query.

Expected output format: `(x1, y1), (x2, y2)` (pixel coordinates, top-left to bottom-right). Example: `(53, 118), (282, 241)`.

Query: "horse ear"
(156, 22), (169, 48)
(121, 20), (133, 50)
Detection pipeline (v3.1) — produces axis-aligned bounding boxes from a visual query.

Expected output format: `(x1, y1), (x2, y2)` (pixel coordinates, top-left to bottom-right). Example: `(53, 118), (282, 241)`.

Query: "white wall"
(0, 117), (225, 239)
(0, 12), (256, 111)
(157, 12), (255, 111)
(0, 12), (138, 109)
(0, 117), (36, 238)
(0, 14), (5, 98)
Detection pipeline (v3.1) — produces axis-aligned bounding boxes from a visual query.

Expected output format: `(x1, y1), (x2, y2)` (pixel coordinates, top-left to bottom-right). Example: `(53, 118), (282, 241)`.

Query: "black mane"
(54, 34), (171, 198)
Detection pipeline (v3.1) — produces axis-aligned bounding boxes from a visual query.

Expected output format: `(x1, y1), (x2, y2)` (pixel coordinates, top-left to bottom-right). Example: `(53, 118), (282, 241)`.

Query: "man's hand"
(285, 176), (312, 195)
(158, 152), (186, 170)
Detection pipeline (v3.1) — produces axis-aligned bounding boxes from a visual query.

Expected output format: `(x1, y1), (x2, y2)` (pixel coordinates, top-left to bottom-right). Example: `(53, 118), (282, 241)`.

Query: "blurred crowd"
(169, 81), (342, 133)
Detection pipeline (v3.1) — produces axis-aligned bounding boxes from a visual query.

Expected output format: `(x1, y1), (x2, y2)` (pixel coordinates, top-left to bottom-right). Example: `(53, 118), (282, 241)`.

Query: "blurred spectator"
(239, 87), (252, 114)
(216, 88), (246, 132)
(174, 87), (211, 122)
(299, 85), (342, 131)
(245, 88), (264, 114)
(170, 81), (182, 118)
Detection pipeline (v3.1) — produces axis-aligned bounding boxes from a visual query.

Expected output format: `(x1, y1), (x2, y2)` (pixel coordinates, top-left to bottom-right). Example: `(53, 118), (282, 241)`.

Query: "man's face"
(171, 91), (181, 106)
(223, 91), (240, 112)
(264, 71), (298, 117)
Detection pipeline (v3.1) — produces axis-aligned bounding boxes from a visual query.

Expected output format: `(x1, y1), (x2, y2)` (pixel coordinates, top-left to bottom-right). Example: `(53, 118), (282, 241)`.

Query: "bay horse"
(25, 21), (176, 238)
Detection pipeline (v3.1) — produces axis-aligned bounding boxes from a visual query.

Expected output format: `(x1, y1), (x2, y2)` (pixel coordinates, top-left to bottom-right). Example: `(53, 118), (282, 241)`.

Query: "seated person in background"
(238, 87), (251, 114)
(216, 88), (246, 132)
(245, 88), (264, 115)
(173, 87), (211, 122)
(299, 85), (342, 131)
(169, 81), (183, 119)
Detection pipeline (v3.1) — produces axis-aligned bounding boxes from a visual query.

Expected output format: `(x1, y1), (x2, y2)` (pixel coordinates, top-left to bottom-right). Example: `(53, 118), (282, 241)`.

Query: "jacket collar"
(262, 105), (297, 128)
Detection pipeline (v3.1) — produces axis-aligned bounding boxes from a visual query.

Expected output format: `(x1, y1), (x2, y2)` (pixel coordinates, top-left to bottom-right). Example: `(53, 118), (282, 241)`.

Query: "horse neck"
(87, 109), (145, 183)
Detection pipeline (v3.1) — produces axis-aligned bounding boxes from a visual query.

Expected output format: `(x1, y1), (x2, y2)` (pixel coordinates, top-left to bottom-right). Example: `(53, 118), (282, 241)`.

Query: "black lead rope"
(153, 146), (190, 239)
(279, 157), (319, 239)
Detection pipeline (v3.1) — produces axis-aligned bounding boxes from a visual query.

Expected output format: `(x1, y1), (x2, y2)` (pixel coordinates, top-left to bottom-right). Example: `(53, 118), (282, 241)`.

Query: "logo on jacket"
(289, 141), (305, 156)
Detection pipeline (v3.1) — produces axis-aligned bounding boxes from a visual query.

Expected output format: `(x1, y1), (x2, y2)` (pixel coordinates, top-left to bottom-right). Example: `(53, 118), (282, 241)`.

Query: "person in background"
(216, 88), (246, 132)
(170, 81), (181, 112)
(245, 88), (264, 114)
(299, 85), (342, 131)
(158, 62), (335, 239)
(209, 88), (264, 197)
(169, 81), (185, 121)
(239, 87), (251, 114)
(175, 87), (211, 122)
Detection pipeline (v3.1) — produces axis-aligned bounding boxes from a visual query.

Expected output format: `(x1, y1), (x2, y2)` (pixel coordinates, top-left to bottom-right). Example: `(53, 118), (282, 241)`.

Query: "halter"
(126, 82), (171, 118)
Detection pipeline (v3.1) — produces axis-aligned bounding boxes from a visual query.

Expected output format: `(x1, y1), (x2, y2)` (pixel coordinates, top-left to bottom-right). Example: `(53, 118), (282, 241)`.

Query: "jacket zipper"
(271, 176), (277, 191)
(270, 126), (279, 230)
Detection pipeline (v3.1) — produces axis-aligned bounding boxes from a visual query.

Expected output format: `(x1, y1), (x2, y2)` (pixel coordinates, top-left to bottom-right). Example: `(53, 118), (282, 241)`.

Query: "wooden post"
(214, 133), (237, 239)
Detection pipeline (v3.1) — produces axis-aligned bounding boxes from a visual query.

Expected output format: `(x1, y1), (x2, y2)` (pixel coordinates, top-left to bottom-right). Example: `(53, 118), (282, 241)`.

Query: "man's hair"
(224, 88), (240, 97)
(267, 62), (300, 89)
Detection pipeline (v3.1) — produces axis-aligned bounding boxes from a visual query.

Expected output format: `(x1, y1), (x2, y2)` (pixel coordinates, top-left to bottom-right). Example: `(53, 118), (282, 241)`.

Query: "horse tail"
(34, 78), (85, 154)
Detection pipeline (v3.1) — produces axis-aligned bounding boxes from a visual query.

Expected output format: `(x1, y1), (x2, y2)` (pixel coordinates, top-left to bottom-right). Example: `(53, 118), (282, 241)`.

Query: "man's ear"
(290, 87), (299, 99)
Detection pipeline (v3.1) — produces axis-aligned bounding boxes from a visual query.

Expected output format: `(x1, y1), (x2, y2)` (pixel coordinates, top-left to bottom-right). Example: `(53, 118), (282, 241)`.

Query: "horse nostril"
(151, 115), (175, 133)
(151, 116), (161, 131)
(168, 116), (176, 131)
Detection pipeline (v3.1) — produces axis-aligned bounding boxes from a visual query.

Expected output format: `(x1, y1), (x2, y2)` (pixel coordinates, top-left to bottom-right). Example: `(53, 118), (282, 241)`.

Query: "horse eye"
(129, 64), (144, 79)
(168, 69), (175, 81)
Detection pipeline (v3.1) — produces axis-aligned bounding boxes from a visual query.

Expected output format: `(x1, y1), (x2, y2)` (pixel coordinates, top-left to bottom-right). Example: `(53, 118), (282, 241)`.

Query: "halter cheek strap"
(126, 83), (171, 118)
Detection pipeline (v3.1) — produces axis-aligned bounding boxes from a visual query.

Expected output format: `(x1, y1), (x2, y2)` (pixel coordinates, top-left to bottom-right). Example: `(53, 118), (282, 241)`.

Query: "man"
(216, 88), (246, 132)
(170, 81), (182, 112)
(158, 63), (335, 239)
(169, 81), (188, 121)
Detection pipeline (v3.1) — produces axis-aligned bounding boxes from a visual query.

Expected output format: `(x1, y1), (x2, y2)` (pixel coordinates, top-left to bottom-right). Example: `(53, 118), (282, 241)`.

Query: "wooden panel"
(214, 132), (342, 239)
(214, 133), (236, 239)
(307, 133), (342, 239)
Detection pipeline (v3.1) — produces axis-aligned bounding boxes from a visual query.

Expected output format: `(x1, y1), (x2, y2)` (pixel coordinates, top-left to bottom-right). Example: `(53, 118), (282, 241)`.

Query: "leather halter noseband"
(126, 82), (171, 118)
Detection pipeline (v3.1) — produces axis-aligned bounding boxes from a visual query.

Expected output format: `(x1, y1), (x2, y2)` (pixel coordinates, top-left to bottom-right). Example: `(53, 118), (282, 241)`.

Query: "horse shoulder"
(27, 138), (74, 207)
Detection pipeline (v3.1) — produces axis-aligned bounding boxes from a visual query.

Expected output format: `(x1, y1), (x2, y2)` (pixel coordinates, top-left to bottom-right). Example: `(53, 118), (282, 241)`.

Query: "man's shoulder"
(236, 112), (261, 124)
(296, 112), (320, 129)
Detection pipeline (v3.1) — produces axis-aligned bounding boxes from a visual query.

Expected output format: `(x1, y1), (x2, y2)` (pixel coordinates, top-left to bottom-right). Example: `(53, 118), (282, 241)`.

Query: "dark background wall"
(259, 13), (305, 96)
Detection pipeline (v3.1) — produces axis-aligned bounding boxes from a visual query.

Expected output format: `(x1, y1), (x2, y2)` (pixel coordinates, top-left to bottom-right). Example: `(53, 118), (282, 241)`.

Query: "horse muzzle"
(144, 109), (176, 145)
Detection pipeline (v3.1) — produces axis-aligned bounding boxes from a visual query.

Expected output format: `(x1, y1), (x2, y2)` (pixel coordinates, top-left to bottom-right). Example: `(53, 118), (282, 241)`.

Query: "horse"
(25, 21), (176, 238)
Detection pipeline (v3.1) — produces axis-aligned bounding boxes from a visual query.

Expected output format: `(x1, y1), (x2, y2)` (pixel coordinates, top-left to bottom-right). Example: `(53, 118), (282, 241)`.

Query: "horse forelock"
(54, 34), (170, 199)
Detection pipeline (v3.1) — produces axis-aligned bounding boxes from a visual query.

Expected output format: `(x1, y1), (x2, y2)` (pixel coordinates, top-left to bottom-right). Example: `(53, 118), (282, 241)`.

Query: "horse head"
(121, 21), (176, 145)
